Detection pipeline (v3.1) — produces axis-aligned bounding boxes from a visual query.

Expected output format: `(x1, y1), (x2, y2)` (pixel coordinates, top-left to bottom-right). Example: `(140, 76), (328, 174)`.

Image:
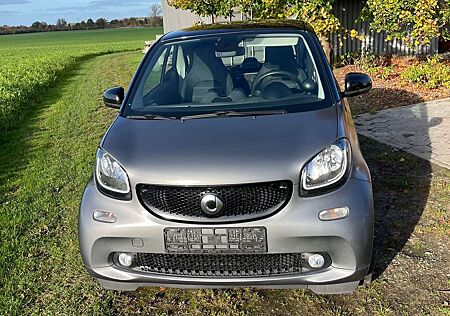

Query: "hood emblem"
(200, 194), (224, 216)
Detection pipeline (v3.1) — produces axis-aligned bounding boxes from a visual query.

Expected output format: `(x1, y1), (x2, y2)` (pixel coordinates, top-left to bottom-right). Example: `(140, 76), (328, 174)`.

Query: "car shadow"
(352, 88), (434, 280)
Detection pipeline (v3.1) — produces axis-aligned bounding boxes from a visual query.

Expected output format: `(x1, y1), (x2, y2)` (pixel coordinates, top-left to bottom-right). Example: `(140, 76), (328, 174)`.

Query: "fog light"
(118, 253), (133, 267)
(308, 254), (325, 269)
(319, 207), (349, 221)
(93, 210), (117, 223)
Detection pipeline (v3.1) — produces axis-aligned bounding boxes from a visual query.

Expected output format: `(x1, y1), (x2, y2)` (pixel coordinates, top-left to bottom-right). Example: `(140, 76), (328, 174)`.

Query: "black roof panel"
(160, 19), (315, 42)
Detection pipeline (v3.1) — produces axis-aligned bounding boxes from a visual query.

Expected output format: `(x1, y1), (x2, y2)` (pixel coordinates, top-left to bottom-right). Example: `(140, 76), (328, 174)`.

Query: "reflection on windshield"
(124, 33), (329, 117)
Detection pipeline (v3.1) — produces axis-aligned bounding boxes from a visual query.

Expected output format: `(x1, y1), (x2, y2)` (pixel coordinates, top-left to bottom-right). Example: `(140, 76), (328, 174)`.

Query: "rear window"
(124, 32), (331, 117)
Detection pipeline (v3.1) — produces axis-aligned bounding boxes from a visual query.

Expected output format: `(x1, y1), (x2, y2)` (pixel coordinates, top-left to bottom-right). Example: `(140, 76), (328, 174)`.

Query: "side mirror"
(103, 87), (124, 109)
(342, 72), (372, 98)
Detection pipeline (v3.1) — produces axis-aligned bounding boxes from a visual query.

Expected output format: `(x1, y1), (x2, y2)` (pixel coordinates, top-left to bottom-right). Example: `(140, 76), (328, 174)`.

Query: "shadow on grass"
(354, 89), (436, 280)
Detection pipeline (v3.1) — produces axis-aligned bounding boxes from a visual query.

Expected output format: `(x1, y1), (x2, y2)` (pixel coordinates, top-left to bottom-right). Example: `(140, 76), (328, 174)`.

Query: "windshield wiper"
(180, 109), (287, 121)
(126, 114), (176, 120)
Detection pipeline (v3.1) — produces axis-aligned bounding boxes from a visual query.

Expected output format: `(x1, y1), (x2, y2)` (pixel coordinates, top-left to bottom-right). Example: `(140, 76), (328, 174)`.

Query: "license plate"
(164, 227), (267, 253)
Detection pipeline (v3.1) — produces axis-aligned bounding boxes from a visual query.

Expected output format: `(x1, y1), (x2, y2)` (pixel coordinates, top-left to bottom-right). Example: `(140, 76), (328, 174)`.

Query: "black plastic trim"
(136, 181), (293, 224)
(95, 175), (132, 201)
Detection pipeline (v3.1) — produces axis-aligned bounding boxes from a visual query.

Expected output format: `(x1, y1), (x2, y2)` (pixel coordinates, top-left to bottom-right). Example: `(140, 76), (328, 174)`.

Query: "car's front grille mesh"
(136, 181), (292, 221)
(133, 253), (305, 277)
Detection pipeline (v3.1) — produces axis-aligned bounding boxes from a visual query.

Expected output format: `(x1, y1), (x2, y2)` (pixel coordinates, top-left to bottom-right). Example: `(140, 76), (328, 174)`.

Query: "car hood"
(102, 106), (337, 186)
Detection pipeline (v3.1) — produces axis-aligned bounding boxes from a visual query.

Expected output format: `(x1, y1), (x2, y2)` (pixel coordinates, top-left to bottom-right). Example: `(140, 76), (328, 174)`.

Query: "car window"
(165, 46), (175, 74)
(125, 32), (331, 117)
(143, 46), (175, 95)
(143, 47), (167, 95)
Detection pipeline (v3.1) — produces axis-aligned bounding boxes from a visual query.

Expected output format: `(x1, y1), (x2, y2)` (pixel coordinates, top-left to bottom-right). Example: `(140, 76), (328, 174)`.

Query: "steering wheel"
(251, 70), (303, 96)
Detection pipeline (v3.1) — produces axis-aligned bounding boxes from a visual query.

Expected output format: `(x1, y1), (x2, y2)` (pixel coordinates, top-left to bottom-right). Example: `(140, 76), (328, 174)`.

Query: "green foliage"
(169, 0), (234, 22)
(401, 56), (450, 89)
(336, 51), (394, 79)
(288, 0), (343, 38)
(366, 65), (395, 80)
(257, 0), (289, 18)
(0, 28), (162, 132)
(235, 0), (287, 19)
(169, 0), (289, 21)
(356, 53), (394, 79)
(0, 52), (142, 314)
(361, 0), (450, 47)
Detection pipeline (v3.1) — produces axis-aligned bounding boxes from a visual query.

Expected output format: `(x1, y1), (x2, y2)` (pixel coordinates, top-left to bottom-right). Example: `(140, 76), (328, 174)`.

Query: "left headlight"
(95, 148), (131, 199)
(301, 139), (351, 193)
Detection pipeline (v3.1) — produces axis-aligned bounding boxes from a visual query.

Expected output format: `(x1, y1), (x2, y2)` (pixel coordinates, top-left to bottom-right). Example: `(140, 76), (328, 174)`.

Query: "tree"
(86, 18), (95, 29)
(149, 3), (163, 26)
(31, 21), (41, 31)
(361, 0), (450, 48)
(149, 3), (162, 17)
(257, 0), (288, 18)
(236, 0), (256, 19)
(287, 0), (344, 62)
(168, 0), (230, 24)
(232, 0), (287, 19)
(95, 18), (107, 29)
(56, 18), (67, 30)
(39, 22), (48, 32)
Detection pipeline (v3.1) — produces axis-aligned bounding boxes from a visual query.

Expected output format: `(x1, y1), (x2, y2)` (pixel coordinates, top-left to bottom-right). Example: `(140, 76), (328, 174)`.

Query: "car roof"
(160, 19), (315, 42)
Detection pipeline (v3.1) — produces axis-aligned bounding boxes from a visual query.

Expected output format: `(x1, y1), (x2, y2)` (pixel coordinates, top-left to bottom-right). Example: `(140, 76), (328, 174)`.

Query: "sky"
(0, 0), (161, 26)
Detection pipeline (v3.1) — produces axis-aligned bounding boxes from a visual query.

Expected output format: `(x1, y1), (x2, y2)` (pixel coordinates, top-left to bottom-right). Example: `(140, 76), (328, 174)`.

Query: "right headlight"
(301, 139), (351, 193)
(95, 148), (131, 199)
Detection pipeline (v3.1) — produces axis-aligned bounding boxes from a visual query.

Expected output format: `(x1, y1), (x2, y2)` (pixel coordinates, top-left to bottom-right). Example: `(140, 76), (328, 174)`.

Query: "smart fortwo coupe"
(79, 20), (374, 294)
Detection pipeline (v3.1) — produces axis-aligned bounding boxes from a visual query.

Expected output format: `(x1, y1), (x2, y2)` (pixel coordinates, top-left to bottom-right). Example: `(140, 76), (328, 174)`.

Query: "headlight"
(95, 148), (130, 197)
(301, 139), (350, 192)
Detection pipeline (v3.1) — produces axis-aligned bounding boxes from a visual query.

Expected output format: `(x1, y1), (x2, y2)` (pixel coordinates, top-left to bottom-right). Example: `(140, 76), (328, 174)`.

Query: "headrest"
(241, 57), (261, 72)
(265, 46), (296, 66)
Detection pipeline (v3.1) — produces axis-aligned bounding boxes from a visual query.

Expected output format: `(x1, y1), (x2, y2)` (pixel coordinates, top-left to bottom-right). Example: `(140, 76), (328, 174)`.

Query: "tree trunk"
(211, 14), (215, 24)
(320, 35), (332, 66)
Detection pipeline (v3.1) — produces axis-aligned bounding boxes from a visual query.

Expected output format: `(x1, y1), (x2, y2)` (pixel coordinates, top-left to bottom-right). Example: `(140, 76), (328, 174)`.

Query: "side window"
(164, 46), (175, 75)
(143, 47), (168, 95)
(253, 47), (265, 63)
(176, 46), (187, 79)
(143, 46), (176, 95)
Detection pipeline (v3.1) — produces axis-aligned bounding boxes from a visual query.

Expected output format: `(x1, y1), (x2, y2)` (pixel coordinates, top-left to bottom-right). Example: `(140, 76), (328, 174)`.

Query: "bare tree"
(149, 3), (162, 18)
(56, 18), (67, 30)
(149, 3), (162, 27)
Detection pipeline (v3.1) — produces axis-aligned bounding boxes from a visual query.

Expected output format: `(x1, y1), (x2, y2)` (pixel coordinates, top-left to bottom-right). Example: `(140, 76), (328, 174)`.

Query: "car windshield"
(123, 32), (331, 118)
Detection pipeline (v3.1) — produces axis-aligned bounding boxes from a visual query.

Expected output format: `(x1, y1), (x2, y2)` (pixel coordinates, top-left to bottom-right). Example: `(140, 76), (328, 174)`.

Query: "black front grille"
(132, 253), (305, 277)
(137, 181), (292, 222)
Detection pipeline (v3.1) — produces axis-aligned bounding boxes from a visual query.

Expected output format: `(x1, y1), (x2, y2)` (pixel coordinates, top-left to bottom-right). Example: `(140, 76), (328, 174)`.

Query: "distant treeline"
(0, 16), (163, 35)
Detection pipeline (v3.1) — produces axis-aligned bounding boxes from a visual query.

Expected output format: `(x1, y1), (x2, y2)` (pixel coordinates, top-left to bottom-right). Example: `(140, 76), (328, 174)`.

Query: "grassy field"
(0, 27), (162, 132)
(0, 49), (449, 315)
(0, 51), (144, 315)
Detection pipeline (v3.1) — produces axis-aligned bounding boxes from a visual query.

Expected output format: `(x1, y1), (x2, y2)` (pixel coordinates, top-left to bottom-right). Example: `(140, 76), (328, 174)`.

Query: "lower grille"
(131, 253), (306, 277)
(137, 181), (292, 223)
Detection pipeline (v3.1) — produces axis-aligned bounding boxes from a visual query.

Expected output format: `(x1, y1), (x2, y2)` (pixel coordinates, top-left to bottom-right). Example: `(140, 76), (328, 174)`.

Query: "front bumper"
(78, 177), (373, 293)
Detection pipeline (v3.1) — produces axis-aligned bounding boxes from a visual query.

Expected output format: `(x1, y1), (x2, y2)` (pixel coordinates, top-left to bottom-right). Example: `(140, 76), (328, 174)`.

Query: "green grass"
(0, 51), (143, 315)
(0, 27), (162, 132)
(0, 27), (163, 47)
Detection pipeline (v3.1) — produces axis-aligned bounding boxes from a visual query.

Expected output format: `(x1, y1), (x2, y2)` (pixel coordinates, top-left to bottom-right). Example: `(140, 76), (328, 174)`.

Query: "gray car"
(79, 20), (374, 294)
